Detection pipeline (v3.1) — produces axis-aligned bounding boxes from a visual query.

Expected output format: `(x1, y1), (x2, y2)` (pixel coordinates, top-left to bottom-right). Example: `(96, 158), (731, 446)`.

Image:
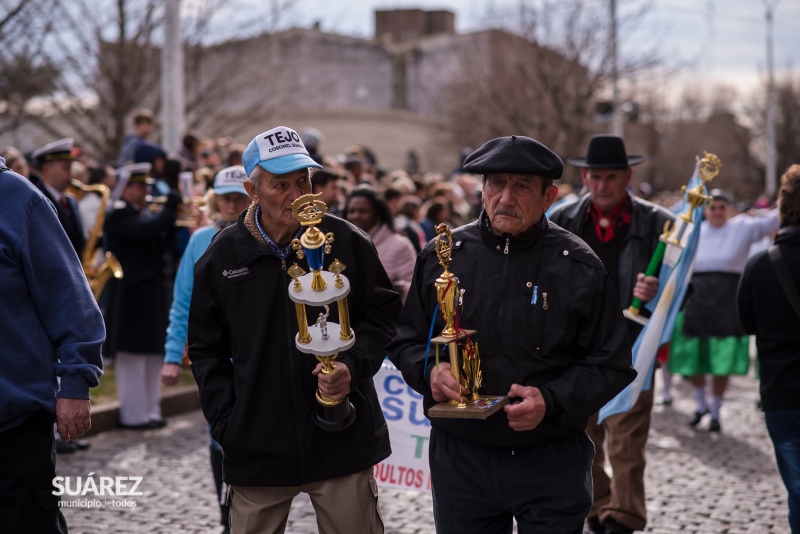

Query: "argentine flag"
(599, 163), (708, 423)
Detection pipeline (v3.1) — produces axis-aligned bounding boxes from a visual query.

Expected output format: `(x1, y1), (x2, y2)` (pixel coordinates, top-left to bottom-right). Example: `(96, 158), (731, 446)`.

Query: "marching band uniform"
(105, 163), (180, 428)
(30, 138), (86, 255)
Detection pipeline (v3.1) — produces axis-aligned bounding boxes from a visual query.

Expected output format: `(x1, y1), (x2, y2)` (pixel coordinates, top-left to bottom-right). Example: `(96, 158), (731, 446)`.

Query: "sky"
(207, 0), (800, 102)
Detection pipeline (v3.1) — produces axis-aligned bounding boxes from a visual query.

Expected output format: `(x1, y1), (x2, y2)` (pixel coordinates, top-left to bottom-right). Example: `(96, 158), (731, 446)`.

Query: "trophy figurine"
(427, 224), (509, 419)
(287, 193), (356, 431)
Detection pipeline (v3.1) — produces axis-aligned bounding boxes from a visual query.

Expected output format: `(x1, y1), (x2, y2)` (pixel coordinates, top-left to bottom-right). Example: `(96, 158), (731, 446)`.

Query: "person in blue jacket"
(162, 165), (251, 533)
(0, 158), (105, 533)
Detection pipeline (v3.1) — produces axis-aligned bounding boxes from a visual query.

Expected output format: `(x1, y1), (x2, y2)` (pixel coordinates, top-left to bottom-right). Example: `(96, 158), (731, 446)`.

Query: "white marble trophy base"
(288, 271), (350, 306)
(296, 322), (355, 356)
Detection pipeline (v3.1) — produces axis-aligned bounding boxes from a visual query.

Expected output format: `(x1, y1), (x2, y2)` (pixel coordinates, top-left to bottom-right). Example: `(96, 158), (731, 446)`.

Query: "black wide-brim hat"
(567, 134), (645, 169)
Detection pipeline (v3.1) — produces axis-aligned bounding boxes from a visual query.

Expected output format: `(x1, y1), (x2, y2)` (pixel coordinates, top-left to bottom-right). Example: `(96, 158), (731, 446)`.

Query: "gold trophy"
(427, 224), (509, 419)
(623, 151), (721, 326)
(287, 193), (356, 431)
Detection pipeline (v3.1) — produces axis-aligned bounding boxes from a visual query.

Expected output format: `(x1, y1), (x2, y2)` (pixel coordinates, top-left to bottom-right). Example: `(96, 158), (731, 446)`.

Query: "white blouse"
(693, 209), (780, 274)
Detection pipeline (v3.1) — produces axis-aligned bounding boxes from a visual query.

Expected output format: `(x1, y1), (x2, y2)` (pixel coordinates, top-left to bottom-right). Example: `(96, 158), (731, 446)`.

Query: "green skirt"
(668, 311), (750, 376)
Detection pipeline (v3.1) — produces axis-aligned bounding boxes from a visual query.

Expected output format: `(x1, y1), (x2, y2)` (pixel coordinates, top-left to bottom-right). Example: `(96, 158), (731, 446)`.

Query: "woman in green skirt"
(669, 191), (778, 432)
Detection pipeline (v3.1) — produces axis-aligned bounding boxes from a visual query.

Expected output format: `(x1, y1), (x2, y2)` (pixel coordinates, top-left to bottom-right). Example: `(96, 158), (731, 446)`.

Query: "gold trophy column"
(427, 223), (508, 419)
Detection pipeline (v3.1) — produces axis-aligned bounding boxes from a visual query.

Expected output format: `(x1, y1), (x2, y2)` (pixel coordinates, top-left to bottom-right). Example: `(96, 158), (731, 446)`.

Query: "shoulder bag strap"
(768, 245), (800, 319)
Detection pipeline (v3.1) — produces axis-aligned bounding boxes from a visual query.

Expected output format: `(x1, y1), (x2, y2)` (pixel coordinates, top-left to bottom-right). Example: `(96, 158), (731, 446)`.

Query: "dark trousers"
(429, 428), (594, 534)
(765, 409), (800, 533)
(586, 385), (653, 530)
(0, 410), (68, 534)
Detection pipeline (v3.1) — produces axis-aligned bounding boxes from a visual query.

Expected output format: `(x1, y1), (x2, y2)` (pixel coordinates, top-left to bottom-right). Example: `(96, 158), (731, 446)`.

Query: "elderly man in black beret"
(550, 134), (674, 534)
(388, 135), (636, 534)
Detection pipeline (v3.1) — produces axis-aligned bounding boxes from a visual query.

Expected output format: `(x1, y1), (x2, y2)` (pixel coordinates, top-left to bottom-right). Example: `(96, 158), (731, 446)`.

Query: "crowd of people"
(1, 110), (798, 534)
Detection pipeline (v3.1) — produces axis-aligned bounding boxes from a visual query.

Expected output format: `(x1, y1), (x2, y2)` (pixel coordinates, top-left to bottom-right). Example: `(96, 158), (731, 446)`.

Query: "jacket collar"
(233, 203), (273, 265)
(776, 225), (800, 243)
(478, 210), (547, 252)
(562, 193), (653, 239)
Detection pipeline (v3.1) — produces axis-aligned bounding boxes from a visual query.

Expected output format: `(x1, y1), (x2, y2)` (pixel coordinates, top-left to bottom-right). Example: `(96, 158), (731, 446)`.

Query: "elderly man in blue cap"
(388, 135), (635, 534)
(188, 126), (401, 534)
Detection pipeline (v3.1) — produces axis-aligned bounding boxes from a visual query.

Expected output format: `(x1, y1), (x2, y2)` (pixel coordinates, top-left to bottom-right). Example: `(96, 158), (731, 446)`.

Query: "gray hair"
(247, 165), (267, 190)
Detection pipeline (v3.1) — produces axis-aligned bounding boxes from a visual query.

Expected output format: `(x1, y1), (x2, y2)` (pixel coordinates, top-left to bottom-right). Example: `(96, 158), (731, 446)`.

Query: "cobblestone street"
(57, 373), (790, 533)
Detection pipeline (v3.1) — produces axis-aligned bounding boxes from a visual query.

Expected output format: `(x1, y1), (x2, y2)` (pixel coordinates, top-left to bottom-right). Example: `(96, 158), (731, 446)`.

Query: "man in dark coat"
(737, 164), (800, 534)
(388, 134), (636, 534)
(105, 162), (180, 429)
(549, 134), (673, 534)
(189, 126), (401, 533)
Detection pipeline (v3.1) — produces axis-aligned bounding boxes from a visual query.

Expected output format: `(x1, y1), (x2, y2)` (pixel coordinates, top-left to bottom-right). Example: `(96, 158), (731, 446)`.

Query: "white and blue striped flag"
(598, 163), (708, 423)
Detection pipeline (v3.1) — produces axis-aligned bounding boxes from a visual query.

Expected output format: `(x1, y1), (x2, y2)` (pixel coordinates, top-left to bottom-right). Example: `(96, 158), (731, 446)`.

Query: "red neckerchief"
(585, 195), (631, 243)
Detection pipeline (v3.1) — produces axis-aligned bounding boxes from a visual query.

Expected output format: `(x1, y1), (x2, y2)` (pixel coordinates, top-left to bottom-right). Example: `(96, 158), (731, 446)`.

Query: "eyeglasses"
(708, 205), (728, 211)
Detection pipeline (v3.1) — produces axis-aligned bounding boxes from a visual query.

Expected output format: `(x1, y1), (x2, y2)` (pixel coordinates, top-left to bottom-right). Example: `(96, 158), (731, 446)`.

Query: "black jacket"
(386, 213), (636, 448)
(548, 193), (674, 309)
(104, 197), (178, 354)
(188, 208), (401, 486)
(737, 226), (800, 412)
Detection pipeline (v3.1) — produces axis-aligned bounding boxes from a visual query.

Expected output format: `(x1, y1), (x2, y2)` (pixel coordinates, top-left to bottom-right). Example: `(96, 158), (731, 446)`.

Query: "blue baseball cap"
(213, 165), (248, 196)
(242, 126), (323, 177)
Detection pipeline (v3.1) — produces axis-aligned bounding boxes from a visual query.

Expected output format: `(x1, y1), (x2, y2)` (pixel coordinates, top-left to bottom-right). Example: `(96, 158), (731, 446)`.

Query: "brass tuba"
(67, 179), (123, 300)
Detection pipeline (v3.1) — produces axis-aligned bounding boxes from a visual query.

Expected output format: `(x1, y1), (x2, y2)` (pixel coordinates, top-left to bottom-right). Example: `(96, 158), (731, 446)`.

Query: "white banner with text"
(373, 360), (432, 492)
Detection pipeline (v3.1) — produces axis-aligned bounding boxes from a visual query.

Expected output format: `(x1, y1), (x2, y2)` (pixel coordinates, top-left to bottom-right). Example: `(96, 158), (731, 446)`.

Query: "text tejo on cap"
(242, 126), (323, 177)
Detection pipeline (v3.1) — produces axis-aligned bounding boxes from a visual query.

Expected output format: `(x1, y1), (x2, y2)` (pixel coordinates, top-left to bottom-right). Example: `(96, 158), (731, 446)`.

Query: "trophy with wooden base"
(427, 224), (509, 419)
(287, 193), (356, 431)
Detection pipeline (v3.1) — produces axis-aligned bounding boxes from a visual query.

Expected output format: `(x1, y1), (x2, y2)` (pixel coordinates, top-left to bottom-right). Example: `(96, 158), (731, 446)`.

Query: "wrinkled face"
(346, 196), (378, 232)
(482, 173), (557, 236)
(215, 192), (250, 222)
(41, 160), (73, 192)
(581, 167), (632, 213)
(705, 199), (731, 227)
(244, 167), (311, 239)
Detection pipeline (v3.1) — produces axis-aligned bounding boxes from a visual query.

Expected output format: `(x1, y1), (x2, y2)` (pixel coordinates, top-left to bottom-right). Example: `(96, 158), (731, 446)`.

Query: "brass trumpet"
(67, 179), (123, 301)
(146, 195), (207, 227)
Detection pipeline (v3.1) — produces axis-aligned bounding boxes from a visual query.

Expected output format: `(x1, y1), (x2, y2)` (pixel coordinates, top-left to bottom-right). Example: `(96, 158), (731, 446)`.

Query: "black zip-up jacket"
(737, 226), (800, 413)
(188, 207), (402, 486)
(548, 193), (674, 310)
(386, 212), (636, 448)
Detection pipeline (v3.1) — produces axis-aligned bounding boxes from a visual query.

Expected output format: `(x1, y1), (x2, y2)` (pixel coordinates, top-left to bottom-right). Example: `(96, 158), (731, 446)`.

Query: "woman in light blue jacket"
(161, 165), (250, 534)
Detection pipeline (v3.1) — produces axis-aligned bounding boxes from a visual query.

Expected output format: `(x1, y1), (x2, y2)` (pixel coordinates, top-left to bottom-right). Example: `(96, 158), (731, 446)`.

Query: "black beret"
(462, 135), (563, 180)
